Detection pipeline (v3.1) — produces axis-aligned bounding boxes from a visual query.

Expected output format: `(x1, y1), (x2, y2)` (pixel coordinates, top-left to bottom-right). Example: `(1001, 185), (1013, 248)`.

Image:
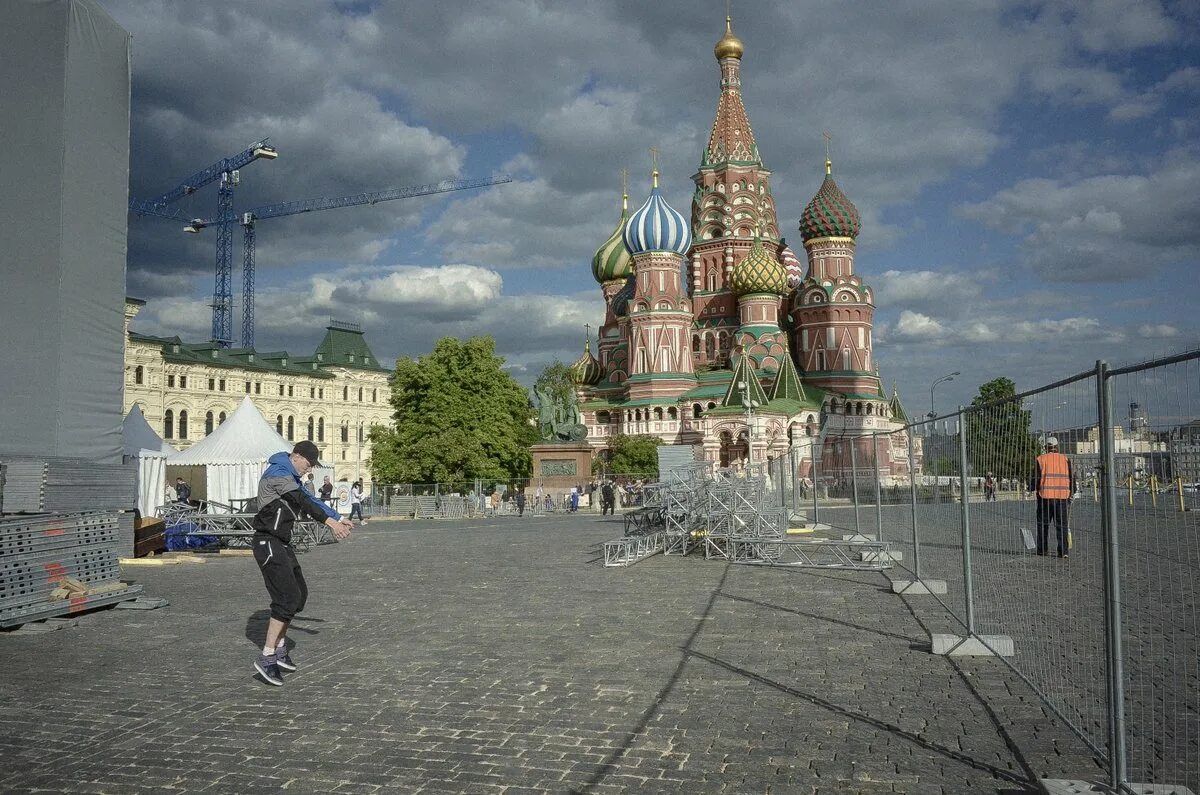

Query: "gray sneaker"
(275, 647), (297, 672)
(254, 654), (284, 686)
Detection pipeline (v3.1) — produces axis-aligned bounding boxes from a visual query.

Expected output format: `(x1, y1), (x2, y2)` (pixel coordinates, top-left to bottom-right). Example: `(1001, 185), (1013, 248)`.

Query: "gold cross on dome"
(650, 146), (659, 187)
(823, 131), (832, 160)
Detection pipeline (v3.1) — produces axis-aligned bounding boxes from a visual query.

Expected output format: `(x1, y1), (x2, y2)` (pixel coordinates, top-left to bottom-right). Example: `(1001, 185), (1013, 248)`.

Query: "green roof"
(721, 355), (769, 409)
(313, 323), (389, 372)
(129, 321), (389, 378)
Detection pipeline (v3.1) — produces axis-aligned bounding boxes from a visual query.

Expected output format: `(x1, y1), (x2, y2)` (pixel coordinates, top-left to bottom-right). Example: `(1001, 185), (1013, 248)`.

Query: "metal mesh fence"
(1105, 354), (1200, 789)
(756, 350), (1199, 790)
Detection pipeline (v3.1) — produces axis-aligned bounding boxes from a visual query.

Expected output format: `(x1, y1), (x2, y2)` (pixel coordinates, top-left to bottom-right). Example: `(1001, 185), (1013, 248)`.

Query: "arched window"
(693, 404), (702, 419)
(318, 417), (325, 442)
(706, 335), (716, 360)
(372, 389), (377, 403)
(205, 412), (214, 435)
(218, 412), (226, 424)
(653, 407), (663, 421)
(307, 416), (314, 441)
(286, 416), (294, 441)
(276, 415), (284, 435)
(163, 409), (174, 439)
(597, 410), (611, 424)
(134, 365), (144, 385)
(357, 423), (364, 443)
(341, 422), (349, 443)
(358, 387), (363, 402)
(668, 407), (678, 420)
(343, 386), (348, 401)
(692, 335), (701, 355)
(178, 410), (189, 440)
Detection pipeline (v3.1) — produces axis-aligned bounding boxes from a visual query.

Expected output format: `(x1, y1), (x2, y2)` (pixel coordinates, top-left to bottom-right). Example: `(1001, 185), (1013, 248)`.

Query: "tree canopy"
(965, 377), (1040, 479)
(534, 361), (575, 411)
(368, 336), (536, 483)
(593, 433), (661, 478)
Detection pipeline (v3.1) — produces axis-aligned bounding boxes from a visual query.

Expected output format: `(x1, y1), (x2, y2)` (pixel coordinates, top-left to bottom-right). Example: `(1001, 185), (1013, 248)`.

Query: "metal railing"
(768, 350), (1199, 792)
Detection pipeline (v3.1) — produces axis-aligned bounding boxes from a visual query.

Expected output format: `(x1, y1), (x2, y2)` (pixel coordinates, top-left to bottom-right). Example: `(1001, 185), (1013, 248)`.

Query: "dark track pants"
(253, 534), (307, 621)
(1036, 499), (1069, 556)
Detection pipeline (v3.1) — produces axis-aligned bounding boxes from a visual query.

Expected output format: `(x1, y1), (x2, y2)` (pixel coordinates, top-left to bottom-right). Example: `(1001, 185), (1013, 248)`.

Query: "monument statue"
(532, 385), (587, 443)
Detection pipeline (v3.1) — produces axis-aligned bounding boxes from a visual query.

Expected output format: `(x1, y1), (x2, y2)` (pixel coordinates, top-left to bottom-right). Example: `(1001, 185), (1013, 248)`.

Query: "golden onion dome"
(714, 16), (744, 60)
(731, 233), (787, 297)
(570, 339), (602, 386)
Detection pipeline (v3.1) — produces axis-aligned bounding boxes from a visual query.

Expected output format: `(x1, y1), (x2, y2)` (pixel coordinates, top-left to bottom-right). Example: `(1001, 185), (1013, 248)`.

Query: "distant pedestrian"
(319, 475), (333, 507)
(515, 488), (526, 517)
(251, 441), (352, 686)
(569, 486), (579, 512)
(490, 490), (501, 514)
(1030, 438), (1074, 558)
(175, 477), (191, 505)
(601, 480), (615, 516)
(984, 473), (996, 502)
(349, 481), (366, 524)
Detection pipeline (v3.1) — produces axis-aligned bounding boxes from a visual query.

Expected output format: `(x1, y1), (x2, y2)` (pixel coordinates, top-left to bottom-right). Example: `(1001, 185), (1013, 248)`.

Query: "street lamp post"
(738, 380), (759, 464)
(928, 371), (960, 419)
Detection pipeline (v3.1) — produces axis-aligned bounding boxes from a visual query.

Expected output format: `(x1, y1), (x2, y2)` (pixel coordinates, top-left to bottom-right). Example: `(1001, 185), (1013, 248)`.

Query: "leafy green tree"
(535, 361), (575, 410)
(965, 377), (1039, 479)
(595, 433), (661, 478)
(368, 336), (537, 483)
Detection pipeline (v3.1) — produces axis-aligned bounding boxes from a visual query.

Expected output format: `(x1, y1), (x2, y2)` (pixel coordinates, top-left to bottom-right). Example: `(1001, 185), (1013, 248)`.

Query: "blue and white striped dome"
(623, 177), (691, 256)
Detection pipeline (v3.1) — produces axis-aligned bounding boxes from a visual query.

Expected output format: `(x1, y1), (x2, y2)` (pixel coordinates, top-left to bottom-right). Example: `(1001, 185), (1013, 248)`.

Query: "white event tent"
(122, 404), (176, 518)
(166, 396), (292, 510)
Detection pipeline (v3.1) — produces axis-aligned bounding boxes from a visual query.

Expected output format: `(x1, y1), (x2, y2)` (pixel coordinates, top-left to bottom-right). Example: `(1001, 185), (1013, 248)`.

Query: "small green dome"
(731, 234), (786, 296)
(570, 339), (602, 386)
(591, 194), (633, 284)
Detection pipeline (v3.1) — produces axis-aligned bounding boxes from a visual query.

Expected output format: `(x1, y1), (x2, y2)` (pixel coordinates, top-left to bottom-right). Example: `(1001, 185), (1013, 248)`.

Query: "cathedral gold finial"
(823, 131), (833, 175)
(621, 168), (628, 210)
(650, 147), (659, 188)
(714, 10), (744, 60)
(584, 323), (592, 352)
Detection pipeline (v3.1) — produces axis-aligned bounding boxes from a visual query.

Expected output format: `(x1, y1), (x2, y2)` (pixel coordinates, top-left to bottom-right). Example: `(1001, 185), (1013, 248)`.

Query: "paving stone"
(0, 515), (1105, 793)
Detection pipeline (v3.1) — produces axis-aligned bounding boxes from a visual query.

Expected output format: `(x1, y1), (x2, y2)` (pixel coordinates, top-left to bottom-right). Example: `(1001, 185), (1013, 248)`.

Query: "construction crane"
(182, 174), (512, 348)
(128, 139), (279, 346)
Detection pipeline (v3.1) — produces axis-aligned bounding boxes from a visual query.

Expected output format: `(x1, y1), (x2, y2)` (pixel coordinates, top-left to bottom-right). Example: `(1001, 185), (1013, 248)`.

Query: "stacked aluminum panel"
(0, 511), (142, 628)
(0, 455), (135, 514)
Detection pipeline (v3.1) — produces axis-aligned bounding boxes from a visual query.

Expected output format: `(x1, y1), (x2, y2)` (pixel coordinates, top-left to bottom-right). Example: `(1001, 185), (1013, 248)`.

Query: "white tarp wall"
(122, 406), (176, 518)
(167, 397), (292, 512)
(0, 1), (131, 464)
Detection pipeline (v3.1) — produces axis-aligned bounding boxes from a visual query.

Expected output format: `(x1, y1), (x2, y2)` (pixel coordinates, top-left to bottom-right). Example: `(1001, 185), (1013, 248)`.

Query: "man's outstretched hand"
(326, 517), (353, 540)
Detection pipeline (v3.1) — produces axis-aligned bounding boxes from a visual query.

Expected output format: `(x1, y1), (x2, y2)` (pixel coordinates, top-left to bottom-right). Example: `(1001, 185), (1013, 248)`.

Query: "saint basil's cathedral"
(570, 16), (914, 480)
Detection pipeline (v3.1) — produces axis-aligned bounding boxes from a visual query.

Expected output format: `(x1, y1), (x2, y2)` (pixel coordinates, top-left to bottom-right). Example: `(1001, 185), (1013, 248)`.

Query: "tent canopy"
(122, 404), (176, 456)
(168, 396), (289, 465)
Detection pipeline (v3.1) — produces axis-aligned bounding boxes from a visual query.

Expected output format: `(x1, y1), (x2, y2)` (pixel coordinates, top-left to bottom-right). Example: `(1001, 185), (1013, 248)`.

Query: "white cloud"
(894, 310), (946, 340)
(1139, 323), (1179, 338)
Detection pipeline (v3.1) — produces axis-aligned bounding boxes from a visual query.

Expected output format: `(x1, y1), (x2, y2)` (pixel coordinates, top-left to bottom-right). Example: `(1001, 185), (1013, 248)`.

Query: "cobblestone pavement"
(0, 513), (1104, 794)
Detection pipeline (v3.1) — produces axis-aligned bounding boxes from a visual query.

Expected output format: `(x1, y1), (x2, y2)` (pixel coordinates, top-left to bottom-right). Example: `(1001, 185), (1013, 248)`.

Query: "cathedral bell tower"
(688, 16), (781, 368)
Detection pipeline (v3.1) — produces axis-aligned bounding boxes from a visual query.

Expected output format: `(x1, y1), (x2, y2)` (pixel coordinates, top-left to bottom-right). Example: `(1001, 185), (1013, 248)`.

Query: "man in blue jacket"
(251, 440), (352, 686)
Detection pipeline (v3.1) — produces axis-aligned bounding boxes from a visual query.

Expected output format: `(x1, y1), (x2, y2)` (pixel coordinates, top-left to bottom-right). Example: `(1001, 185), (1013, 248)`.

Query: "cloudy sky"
(110, 0), (1199, 413)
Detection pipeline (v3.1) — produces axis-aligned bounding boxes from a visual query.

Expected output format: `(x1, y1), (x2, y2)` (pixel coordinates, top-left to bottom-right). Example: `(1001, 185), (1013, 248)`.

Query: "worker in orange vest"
(1030, 437), (1075, 558)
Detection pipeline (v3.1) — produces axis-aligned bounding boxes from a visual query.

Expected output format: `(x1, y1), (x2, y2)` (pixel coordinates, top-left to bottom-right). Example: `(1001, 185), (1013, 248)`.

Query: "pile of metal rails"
(1, 455), (142, 629)
(603, 462), (896, 571)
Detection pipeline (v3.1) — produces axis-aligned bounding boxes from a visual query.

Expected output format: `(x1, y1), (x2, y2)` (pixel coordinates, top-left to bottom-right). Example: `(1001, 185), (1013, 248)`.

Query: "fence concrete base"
(861, 550), (903, 562)
(891, 579), (948, 595)
(931, 633), (1014, 657)
(842, 533), (876, 541)
(1040, 780), (1195, 795)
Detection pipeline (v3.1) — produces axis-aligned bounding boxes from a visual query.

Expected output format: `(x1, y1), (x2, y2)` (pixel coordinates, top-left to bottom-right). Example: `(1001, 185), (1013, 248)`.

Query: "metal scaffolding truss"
(730, 538), (895, 571)
(603, 533), (664, 567)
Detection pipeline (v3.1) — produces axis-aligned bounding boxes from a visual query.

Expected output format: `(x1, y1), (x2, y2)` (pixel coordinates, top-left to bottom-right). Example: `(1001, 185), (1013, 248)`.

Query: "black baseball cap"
(293, 440), (321, 467)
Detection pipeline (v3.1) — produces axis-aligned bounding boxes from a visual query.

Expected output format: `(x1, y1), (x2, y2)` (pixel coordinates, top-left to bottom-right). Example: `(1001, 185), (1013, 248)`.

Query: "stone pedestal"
(530, 443), (595, 495)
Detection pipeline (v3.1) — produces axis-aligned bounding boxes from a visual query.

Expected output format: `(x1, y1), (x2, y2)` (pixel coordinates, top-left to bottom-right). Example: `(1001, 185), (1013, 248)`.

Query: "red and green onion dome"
(799, 160), (861, 243)
(570, 340), (602, 386)
(731, 233), (786, 296)
(591, 195), (633, 284)
(778, 238), (804, 289)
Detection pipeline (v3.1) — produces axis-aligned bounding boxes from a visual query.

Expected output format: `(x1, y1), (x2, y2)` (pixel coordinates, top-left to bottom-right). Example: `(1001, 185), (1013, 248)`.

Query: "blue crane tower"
(182, 174), (512, 348)
(128, 139), (279, 346)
